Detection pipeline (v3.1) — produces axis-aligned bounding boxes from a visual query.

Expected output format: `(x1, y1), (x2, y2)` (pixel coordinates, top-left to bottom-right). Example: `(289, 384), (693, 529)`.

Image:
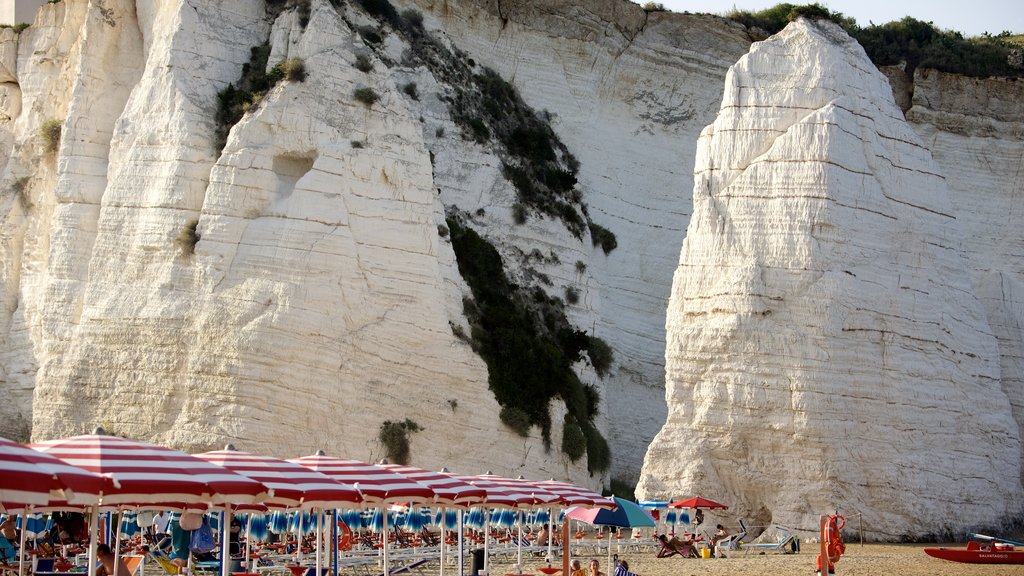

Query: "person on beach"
(612, 559), (638, 576)
(96, 544), (132, 576)
(588, 559), (605, 576)
(569, 559), (585, 576)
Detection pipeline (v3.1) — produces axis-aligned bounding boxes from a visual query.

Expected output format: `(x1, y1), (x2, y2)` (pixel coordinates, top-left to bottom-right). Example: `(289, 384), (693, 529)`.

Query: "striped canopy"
(195, 449), (362, 509)
(0, 436), (107, 507)
(32, 434), (269, 507)
(536, 480), (613, 508)
(458, 473), (557, 509)
(379, 464), (487, 507)
(289, 453), (435, 504)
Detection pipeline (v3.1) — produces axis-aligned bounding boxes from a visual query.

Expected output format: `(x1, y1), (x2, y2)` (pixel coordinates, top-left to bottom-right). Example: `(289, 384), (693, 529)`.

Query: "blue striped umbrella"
(419, 507), (434, 528)
(439, 510), (458, 531)
(679, 512), (690, 525)
(246, 514), (268, 541)
(17, 513), (47, 538)
(368, 509), (385, 533)
(466, 508), (485, 530)
(118, 513), (138, 537)
(268, 511), (289, 534)
(404, 507), (424, 531)
(665, 510), (677, 525)
(493, 509), (515, 529)
(534, 510), (550, 526)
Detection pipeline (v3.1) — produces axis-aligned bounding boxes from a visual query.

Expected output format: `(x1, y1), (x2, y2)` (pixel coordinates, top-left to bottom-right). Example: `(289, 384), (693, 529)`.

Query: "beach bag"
(189, 518), (216, 553)
(179, 512), (203, 531)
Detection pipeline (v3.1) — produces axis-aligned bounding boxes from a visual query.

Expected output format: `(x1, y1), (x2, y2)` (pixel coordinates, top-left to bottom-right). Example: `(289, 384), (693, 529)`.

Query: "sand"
(477, 544), (1024, 576)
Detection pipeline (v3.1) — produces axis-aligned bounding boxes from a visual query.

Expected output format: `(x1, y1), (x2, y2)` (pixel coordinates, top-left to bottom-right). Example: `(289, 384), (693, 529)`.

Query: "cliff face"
(2, 0), (1024, 515)
(637, 18), (1024, 537)
(406, 0), (752, 478)
(0, 0), (605, 482)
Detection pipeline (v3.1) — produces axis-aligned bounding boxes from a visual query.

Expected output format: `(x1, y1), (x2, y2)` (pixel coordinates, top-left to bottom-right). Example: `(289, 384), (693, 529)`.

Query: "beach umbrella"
(439, 509), (458, 530)
(269, 511), (289, 534)
(248, 513), (268, 541)
(565, 497), (656, 529)
(0, 436), (107, 507)
(32, 434), (269, 507)
(534, 509), (549, 526)
(289, 453), (435, 504)
(466, 508), (485, 529)
(566, 497), (656, 570)
(378, 464), (487, 507)
(668, 496), (729, 510)
(291, 453), (437, 576)
(118, 512), (138, 537)
(665, 510), (677, 525)
(196, 448), (363, 509)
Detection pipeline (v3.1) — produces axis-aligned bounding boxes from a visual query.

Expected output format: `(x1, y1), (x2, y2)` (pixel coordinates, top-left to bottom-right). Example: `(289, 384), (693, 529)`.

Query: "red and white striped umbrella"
(289, 453), (435, 505)
(195, 448), (363, 509)
(378, 463), (487, 507)
(536, 480), (613, 508)
(458, 473), (558, 509)
(32, 434), (269, 507)
(0, 436), (108, 507)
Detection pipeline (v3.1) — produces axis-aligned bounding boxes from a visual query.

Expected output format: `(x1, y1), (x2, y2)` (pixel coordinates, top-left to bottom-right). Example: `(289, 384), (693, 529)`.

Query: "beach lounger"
(741, 525), (799, 555)
(374, 558), (429, 576)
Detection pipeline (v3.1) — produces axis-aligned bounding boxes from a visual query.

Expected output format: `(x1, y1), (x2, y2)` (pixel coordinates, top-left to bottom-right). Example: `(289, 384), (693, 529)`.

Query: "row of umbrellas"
(1, 434), (612, 512)
(0, 432), (616, 576)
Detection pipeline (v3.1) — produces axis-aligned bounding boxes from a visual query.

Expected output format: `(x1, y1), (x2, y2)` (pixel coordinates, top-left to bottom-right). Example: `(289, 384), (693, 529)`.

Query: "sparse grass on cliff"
(40, 118), (62, 154)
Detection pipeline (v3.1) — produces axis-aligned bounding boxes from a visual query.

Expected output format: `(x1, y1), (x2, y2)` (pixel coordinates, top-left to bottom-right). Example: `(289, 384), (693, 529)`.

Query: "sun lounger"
(656, 536), (698, 559)
(740, 525), (799, 555)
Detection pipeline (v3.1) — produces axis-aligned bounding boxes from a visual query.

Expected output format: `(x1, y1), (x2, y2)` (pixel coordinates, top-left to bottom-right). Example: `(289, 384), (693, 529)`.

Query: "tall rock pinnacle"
(638, 18), (1024, 537)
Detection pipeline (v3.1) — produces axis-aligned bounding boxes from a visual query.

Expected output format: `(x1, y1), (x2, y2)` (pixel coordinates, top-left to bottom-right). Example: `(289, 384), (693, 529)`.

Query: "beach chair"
(741, 525), (799, 555)
(712, 521), (746, 558)
(655, 536), (698, 559)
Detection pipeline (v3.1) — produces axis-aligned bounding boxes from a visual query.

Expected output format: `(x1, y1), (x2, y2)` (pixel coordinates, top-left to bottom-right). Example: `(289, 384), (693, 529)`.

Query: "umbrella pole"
(17, 510), (28, 576)
(482, 510), (489, 575)
(221, 508), (232, 576)
(456, 510), (463, 576)
(315, 509), (322, 576)
(382, 507), (389, 576)
(245, 514), (253, 571)
(331, 511), (338, 576)
(438, 508), (444, 576)
(515, 511), (522, 571)
(114, 513), (124, 576)
(87, 506), (99, 576)
(560, 518), (568, 576)
(546, 507), (553, 562)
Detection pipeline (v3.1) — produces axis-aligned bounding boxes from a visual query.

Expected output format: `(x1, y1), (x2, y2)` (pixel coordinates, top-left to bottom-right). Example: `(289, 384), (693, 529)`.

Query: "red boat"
(925, 541), (1024, 564)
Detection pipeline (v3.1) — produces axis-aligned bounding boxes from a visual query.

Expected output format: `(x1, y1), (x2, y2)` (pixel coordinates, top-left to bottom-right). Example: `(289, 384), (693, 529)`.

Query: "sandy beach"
(477, 544), (1024, 576)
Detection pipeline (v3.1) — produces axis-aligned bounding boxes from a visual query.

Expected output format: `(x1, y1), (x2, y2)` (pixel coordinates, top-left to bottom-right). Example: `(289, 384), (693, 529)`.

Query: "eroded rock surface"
(638, 19), (1024, 537)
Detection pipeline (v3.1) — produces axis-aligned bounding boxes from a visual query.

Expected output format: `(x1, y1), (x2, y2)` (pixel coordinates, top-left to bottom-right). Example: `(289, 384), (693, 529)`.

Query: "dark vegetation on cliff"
(728, 3), (1023, 78)
(446, 215), (610, 473)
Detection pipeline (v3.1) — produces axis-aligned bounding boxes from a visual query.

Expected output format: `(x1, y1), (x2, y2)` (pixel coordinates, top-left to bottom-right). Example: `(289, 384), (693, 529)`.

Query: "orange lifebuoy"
(338, 523), (353, 551)
(815, 514), (846, 574)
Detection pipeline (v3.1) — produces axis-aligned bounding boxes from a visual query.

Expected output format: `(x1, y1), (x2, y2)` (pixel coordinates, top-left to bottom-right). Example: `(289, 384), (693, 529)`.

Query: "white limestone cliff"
(0, 0), (599, 484)
(637, 19), (1024, 537)
(407, 0), (752, 481)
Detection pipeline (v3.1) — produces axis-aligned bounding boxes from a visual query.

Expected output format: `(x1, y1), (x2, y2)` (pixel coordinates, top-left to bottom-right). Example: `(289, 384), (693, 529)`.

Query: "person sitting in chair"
(96, 544), (132, 576)
(657, 533), (696, 558)
(710, 524), (730, 556)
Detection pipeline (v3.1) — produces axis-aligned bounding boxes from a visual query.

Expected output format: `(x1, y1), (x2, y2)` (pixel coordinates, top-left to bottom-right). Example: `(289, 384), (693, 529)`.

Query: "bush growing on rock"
(40, 119), (62, 154)
(176, 218), (201, 255)
(353, 87), (379, 106)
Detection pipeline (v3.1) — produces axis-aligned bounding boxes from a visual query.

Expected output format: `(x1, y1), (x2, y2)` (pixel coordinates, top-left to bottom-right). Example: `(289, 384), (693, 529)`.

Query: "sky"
(633, 1), (1024, 37)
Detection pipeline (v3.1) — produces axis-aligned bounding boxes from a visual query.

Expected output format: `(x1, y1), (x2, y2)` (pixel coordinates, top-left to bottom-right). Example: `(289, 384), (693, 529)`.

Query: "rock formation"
(637, 18), (1024, 537)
